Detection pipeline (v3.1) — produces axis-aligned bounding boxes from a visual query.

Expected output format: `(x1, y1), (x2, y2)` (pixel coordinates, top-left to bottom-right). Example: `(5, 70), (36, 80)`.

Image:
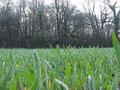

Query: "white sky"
(1, 0), (120, 15)
(11, 0), (120, 7)
(44, 0), (120, 8)
(45, 0), (120, 16)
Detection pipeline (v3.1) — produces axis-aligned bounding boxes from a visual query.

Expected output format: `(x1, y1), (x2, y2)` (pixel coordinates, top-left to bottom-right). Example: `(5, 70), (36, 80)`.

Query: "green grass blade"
(30, 75), (39, 90)
(55, 79), (69, 90)
(112, 32), (120, 66)
(88, 75), (95, 90)
(0, 66), (12, 90)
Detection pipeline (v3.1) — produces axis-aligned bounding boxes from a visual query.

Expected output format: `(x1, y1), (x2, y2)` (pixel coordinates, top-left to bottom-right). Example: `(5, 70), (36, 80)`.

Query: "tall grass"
(112, 32), (120, 90)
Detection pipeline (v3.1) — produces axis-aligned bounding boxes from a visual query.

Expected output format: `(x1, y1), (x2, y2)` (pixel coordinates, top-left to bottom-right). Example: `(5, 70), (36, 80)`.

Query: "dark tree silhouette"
(0, 0), (118, 48)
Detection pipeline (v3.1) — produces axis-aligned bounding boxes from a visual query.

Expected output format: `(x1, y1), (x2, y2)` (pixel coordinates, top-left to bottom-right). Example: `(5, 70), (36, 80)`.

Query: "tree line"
(0, 0), (120, 48)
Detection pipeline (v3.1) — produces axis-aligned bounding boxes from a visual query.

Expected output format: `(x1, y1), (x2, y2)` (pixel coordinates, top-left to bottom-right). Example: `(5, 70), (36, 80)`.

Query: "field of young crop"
(0, 33), (120, 90)
(0, 48), (119, 90)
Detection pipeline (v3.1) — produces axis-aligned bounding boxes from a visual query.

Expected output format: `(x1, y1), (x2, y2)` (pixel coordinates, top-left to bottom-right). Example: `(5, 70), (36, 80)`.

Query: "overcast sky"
(11, 0), (120, 7)
(44, 0), (120, 8)
(1, 0), (120, 15)
(44, 0), (120, 15)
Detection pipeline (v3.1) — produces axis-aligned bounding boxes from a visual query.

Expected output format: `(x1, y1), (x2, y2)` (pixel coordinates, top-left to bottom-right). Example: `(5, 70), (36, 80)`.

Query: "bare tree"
(105, 0), (120, 39)
(0, 0), (114, 48)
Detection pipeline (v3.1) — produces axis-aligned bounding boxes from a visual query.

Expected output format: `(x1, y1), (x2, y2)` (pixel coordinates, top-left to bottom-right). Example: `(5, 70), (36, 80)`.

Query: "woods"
(0, 0), (120, 48)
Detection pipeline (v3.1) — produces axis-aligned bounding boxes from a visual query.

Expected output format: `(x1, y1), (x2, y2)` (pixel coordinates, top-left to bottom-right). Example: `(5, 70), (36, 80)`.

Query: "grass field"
(0, 48), (119, 90)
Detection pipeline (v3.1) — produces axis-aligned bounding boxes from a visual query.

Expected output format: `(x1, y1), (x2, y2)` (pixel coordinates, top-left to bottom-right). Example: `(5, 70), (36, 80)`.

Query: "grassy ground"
(0, 48), (119, 90)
